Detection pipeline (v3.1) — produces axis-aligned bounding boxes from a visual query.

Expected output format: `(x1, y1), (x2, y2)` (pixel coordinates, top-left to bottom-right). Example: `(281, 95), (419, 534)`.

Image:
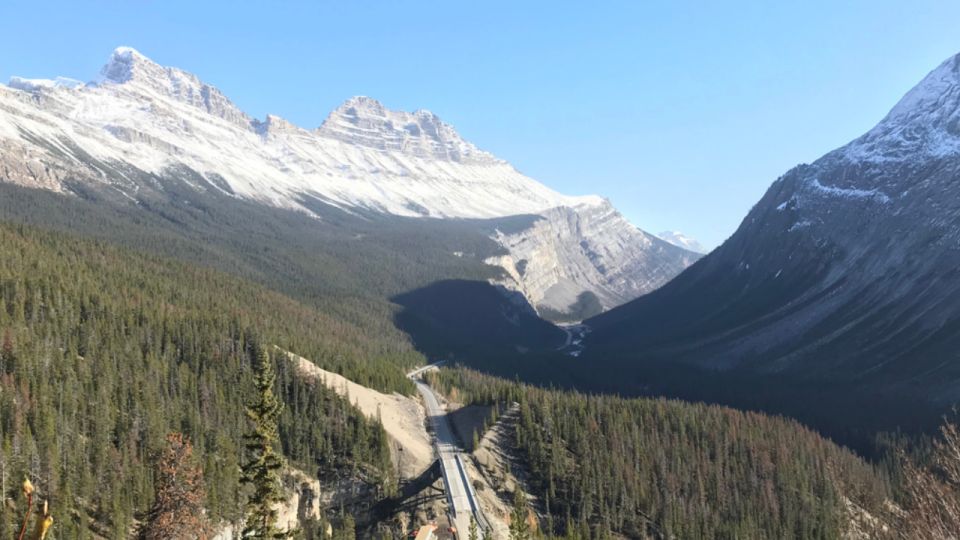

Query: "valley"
(0, 22), (960, 540)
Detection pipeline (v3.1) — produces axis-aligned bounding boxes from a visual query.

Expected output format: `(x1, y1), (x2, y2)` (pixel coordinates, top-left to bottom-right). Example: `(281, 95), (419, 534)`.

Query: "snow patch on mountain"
(806, 178), (891, 203)
(7, 76), (83, 92)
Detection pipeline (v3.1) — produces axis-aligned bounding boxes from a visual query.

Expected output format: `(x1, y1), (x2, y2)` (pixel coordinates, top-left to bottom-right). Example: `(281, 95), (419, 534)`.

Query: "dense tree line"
(0, 222), (394, 538)
(0, 180), (512, 387)
(430, 367), (892, 539)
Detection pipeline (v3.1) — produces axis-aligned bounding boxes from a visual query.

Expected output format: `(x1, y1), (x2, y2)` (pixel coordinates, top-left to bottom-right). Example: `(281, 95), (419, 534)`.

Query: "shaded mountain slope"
(393, 280), (565, 362)
(582, 51), (960, 440)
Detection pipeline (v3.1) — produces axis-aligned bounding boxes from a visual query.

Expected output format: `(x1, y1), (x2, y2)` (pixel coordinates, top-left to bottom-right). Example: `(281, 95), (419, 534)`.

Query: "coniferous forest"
(0, 198), (953, 540)
(4, 11), (960, 538)
(428, 367), (892, 539)
(0, 222), (395, 538)
(0, 217), (937, 539)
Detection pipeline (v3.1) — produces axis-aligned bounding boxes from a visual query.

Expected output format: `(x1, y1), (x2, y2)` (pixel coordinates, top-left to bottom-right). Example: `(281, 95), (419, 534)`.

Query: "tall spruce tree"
(241, 342), (288, 539)
(509, 487), (531, 540)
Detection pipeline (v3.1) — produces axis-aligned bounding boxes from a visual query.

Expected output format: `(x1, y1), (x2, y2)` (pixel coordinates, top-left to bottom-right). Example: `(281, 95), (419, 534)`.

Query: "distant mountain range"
(0, 47), (698, 319)
(580, 51), (960, 443)
(658, 230), (706, 253)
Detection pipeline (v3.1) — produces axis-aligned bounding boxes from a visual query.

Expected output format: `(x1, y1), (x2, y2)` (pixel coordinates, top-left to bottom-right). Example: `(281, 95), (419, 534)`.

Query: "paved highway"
(409, 364), (487, 538)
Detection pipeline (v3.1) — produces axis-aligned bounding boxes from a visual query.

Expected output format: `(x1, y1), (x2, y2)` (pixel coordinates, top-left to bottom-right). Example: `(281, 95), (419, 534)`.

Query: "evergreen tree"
(468, 516), (478, 540)
(241, 343), (288, 539)
(0, 223), (397, 537)
(430, 366), (891, 539)
(333, 514), (355, 540)
(140, 433), (209, 540)
(509, 487), (531, 540)
(0, 329), (14, 375)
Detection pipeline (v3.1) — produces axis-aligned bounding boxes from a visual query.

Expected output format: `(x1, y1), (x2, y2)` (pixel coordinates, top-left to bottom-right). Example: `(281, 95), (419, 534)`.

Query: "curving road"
(409, 364), (487, 538)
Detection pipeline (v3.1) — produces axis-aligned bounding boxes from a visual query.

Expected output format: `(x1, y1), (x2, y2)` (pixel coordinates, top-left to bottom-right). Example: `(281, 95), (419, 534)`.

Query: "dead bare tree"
(900, 420), (960, 539)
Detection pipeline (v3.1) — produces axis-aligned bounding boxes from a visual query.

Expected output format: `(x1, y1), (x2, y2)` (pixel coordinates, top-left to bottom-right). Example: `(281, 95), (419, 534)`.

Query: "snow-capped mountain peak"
(657, 231), (706, 254)
(97, 46), (251, 128)
(885, 52), (960, 123)
(99, 46), (151, 84)
(0, 46), (699, 317)
(316, 95), (497, 163)
(583, 49), (960, 423)
(842, 52), (960, 163)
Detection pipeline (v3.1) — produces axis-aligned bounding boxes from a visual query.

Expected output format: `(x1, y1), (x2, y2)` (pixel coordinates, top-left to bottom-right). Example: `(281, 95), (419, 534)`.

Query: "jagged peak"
(324, 96), (445, 130)
(317, 95), (497, 163)
(252, 114), (302, 137)
(100, 46), (152, 83)
(333, 95), (386, 114)
(97, 46), (251, 128)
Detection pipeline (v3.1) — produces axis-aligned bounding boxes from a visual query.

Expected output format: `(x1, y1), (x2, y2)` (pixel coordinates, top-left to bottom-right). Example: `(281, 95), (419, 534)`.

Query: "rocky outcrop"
(489, 200), (699, 316)
(316, 95), (497, 164)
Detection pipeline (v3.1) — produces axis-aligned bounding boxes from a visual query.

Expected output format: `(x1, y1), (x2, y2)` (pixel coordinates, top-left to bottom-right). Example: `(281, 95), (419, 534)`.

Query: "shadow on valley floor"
(570, 359), (945, 457)
(392, 281), (942, 457)
(391, 279), (566, 366)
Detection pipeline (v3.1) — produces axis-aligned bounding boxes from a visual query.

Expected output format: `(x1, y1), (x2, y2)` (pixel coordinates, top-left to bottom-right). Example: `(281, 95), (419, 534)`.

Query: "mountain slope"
(0, 221), (397, 537)
(583, 51), (960, 437)
(0, 47), (697, 317)
(488, 203), (696, 316)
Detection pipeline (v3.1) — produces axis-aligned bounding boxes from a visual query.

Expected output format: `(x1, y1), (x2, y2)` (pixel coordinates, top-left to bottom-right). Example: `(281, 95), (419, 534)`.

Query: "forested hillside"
(0, 181), (571, 382)
(429, 367), (891, 539)
(0, 222), (396, 538)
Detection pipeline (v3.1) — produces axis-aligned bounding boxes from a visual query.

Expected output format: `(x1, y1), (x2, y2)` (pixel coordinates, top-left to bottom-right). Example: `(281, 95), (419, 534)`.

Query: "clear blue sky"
(2, 1), (958, 248)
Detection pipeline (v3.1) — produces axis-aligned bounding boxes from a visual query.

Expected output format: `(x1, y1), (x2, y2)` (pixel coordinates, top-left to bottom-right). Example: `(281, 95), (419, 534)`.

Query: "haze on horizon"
(1, 0), (958, 249)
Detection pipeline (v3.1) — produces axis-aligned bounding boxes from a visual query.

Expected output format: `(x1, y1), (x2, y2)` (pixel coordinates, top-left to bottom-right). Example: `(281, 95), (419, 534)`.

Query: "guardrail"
(439, 458), (457, 515)
(455, 454), (491, 533)
(409, 362), (490, 537)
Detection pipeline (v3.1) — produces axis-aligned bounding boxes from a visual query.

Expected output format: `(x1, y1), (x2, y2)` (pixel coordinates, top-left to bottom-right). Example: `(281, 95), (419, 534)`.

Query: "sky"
(1, 1), (959, 249)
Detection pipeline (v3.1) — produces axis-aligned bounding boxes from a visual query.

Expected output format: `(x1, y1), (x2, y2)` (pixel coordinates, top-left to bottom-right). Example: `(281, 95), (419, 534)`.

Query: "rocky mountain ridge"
(0, 46), (698, 316)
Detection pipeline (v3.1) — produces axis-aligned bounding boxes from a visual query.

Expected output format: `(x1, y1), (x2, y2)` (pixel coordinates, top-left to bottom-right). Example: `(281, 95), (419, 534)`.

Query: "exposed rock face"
(0, 46), (698, 316)
(316, 95), (496, 164)
(585, 51), (960, 411)
(0, 137), (72, 192)
(100, 46), (252, 128)
(489, 201), (699, 314)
